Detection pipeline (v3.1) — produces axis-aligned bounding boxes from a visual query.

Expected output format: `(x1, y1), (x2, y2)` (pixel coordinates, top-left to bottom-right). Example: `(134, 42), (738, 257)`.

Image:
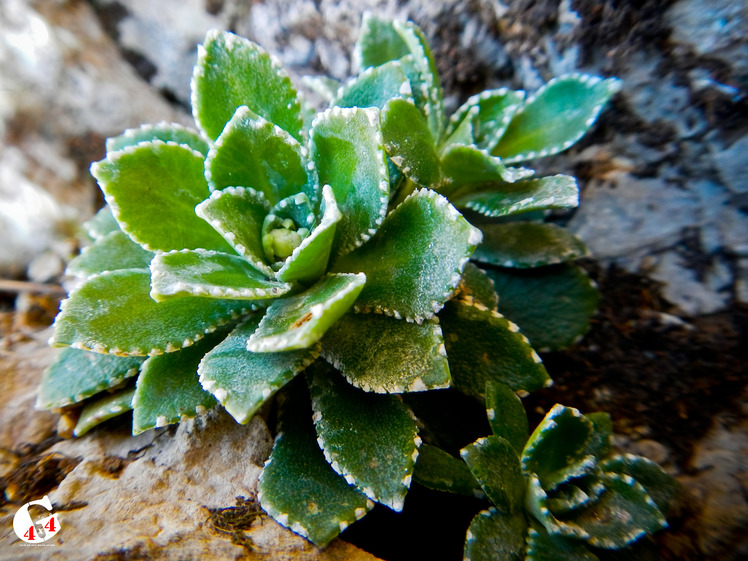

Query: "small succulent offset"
(37, 15), (622, 549)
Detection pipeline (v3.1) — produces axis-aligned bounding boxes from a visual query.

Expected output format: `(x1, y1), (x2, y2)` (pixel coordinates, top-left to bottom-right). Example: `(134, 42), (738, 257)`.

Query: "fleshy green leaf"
(484, 264), (599, 351)
(526, 522), (600, 561)
(412, 443), (483, 497)
(582, 412), (613, 458)
(453, 175), (579, 218)
(258, 379), (373, 547)
(455, 262), (499, 311)
(308, 365), (420, 511)
(381, 97), (442, 188)
(492, 74), (621, 163)
(334, 59), (411, 109)
(321, 313), (450, 393)
(83, 205), (119, 240)
(67, 231), (154, 278)
(546, 485), (599, 516)
(91, 141), (234, 253)
(543, 455), (598, 491)
(149, 249), (291, 302)
(132, 333), (221, 434)
(525, 474), (591, 541)
(51, 269), (249, 356)
(521, 405), (593, 487)
(333, 189), (481, 323)
(198, 315), (320, 424)
(461, 435), (525, 514)
(599, 454), (680, 514)
(247, 273), (366, 352)
(464, 508), (527, 561)
(445, 88), (525, 152)
(205, 106), (314, 205)
(473, 223), (588, 268)
(310, 106), (389, 259)
(196, 186), (274, 276)
(439, 300), (551, 398)
(106, 122), (209, 156)
(192, 30), (304, 142)
(485, 381), (529, 455)
(37, 348), (143, 409)
(440, 145), (534, 196)
(74, 388), (135, 437)
(354, 14), (410, 70)
(276, 185), (342, 284)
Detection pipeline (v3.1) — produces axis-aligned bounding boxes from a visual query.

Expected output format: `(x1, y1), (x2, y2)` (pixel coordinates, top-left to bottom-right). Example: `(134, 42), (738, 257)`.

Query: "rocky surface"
(0, 0), (746, 559)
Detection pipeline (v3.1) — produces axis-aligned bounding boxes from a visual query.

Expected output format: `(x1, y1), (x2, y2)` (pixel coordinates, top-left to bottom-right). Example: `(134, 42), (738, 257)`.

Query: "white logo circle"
(13, 495), (61, 544)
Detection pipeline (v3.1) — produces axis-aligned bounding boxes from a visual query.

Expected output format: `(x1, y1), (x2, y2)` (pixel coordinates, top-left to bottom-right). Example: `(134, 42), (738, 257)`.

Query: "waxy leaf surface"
(354, 14), (409, 70)
(449, 88), (525, 151)
(74, 388), (135, 437)
(600, 454), (680, 513)
(456, 262), (499, 311)
(67, 231), (154, 278)
(461, 435), (525, 514)
(412, 444), (482, 497)
(83, 205), (119, 240)
(106, 122), (209, 156)
(464, 508), (527, 561)
(526, 524), (600, 561)
(334, 60), (411, 110)
(486, 381), (529, 455)
(441, 145), (533, 194)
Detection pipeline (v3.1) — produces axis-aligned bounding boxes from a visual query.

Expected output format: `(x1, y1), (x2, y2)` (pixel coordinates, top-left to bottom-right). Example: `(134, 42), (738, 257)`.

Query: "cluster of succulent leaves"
(414, 382), (679, 561)
(37, 14), (630, 550)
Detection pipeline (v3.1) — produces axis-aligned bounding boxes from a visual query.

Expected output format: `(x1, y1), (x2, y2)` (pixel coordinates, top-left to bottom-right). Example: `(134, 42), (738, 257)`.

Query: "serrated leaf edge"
(105, 121), (208, 153)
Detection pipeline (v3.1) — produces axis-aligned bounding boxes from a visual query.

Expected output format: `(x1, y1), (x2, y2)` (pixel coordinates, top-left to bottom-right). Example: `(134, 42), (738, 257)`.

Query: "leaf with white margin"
(453, 175), (579, 218)
(198, 315), (320, 424)
(192, 30), (304, 142)
(205, 106), (315, 205)
(83, 205), (119, 240)
(310, 107), (389, 260)
(50, 269), (249, 356)
(307, 364), (420, 511)
(132, 332), (222, 434)
(247, 273), (366, 352)
(334, 59), (412, 110)
(37, 348), (143, 409)
(492, 74), (621, 164)
(150, 249), (291, 302)
(413, 443), (483, 497)
(381, 97), (442, 189)
(461, 435), (525, 514)
(106, 122), (209, 156)
(74, 388), (135, 437)
(485, 264), (600, 352)
(91, 141), (234, 253)
(440, 145), (534, 196)
(473, 222), (588, 268)
(439, 300), (551, 398)
(464, 507), (528, 561)
(582, 412), (613, 458)
(445, 88), (525, 151)
(521, 405), (593, 487)
(258, 378), (373, 548)
(526, 522), (600, 561)
(599, 454), (680, 514)
(333, 189), (481, 323)
(321, 312), (450, 393)
(485, 381), (529, 456)
(353, 13), (410, 70)
(196, 186), (274, 276)
(455, 262), (498, 311)
(276, 185), (342, 284)
(67, 231), (154, 278)
(525, 474), (591, 542)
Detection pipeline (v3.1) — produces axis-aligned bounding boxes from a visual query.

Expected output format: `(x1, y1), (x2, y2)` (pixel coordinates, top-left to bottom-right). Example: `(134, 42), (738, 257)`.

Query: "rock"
(713, 135), (748, 195)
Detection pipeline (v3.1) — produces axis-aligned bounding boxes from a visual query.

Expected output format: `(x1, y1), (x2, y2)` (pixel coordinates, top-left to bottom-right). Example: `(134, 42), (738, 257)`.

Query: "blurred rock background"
(0, 0), (746, 559)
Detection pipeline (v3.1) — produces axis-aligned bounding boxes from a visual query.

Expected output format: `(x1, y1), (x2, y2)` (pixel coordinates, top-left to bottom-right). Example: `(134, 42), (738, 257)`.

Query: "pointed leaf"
(453, 175), (579, 218)
(132, 333), (222, 434)
(493, 74), (621, 163)
(522, 405), (593, 487)
(439, 300), (550, 398)
(106, 122), (209, 156)
(381, 97), (442, 188)
(334, 59), (411, 109)
(354, 14), (410, 70)
(67, 231), (154, 278)
(599, 454), (680, 514)
(333, 189), (481, 323)
(258, 379), (373, 547)
(192, 30), (304, 142)
(205, 106), (314, 205)
(74, 388), (135, 437)
(150, 249), (291, 302)
(464, 507), (528, 561)
(83, 205), (119, 240)
(276, 185), (342, 284)
(474, 222), (588, 268)
(50, 269), (249, 356)
(310, 107), (389, 259)
(412, 443), (483, 497)
(456, 262), (498, 311)
(484, 264), (600, 351)
(196, 186), (274, 276)
(485, 381), (529, 455)
(322, 313), (450, 393)
(247, 273), (366, 352)
(308, 365), (420, 511)
(445, 88), (525, 151)
(198, 315), (320, 424)
(91, 141), (234, 253)
(37, 348), (143, 409)
(526, 523), (600, 561)
(461, 435), (525, 514)
(441, 145), (534, 197)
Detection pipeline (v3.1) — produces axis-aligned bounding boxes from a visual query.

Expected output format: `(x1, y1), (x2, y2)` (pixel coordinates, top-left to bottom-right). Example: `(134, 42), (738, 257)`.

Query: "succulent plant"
(37, 15), (622, 549)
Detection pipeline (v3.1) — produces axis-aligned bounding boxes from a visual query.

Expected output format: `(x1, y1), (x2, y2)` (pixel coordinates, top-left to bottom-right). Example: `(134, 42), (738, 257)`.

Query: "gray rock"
(713, 135), (748, 195)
